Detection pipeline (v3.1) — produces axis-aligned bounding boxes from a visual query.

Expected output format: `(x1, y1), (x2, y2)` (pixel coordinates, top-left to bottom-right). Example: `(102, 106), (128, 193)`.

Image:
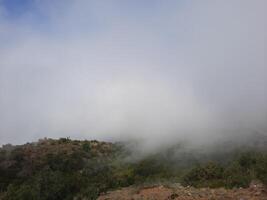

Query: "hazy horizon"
(0, 0), (266, 147)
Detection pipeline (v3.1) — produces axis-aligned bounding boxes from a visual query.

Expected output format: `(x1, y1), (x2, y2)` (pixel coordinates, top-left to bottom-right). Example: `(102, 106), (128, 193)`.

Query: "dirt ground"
(98, 181), (267, 200)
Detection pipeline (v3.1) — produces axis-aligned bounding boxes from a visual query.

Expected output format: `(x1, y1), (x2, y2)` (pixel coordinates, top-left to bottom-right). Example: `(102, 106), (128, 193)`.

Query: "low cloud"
(0, 1), (266, 147)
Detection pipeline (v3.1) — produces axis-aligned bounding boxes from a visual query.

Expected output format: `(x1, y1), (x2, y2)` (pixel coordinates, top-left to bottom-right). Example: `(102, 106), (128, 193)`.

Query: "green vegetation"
(182, 152), (267, 188)
(0, 138), (121, 200)
(0, 138), (267, 199)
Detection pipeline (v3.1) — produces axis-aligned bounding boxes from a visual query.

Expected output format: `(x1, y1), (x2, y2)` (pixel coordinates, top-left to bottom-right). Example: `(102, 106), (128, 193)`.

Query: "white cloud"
(0, 0), (266, 146)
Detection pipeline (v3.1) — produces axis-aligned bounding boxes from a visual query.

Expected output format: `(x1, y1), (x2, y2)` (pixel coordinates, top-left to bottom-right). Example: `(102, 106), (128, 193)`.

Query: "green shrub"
(1, 139), (267, 199)
(4, 183), (39, 200)
(224, 162), (251, 188)
(133, 158), (168, 178)
(224, 151), (267, 187)
(182, 162), (224, 188)
(75, 185), (99, 200)
(250, 152), (267, 184)
(45, 152), (84, 172)
(82, 142), (91, 152)
(112, 165), (135, 187)
(3, 169), (84, 200)
(58, 137), (71, 144)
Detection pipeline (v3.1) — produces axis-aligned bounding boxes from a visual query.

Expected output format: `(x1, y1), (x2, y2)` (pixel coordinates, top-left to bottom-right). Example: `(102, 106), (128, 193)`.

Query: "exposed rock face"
(98, 182), (267, 200)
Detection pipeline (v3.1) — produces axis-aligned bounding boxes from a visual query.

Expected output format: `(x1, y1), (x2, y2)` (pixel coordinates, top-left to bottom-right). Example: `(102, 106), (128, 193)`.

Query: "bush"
(133, 158), (169, 179)
(112, 165), (135, 187)
(182, 162), (224, 188)
(182, 152), (267, 188)
(254, 154), (267, 184)
(4, 183), (39, 200)
(82, 142), (91, 152)
(3, 169), (84, 200)
(58, 137), (71, 144)
(1, 139), (267, 199)
(224, 152), (267, 187)
(224, 162), (251, 188)
(75, 185), (99, 200)
(45, 152), (84, 172)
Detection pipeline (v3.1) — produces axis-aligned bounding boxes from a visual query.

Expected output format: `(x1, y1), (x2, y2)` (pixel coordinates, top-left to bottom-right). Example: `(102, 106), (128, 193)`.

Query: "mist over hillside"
(0, 1), (267, 199)
(1, 135), (267, 199)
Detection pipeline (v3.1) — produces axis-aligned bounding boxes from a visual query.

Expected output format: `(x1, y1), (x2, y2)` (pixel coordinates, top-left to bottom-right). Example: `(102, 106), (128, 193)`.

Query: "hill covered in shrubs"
(0, 136), (267, 200)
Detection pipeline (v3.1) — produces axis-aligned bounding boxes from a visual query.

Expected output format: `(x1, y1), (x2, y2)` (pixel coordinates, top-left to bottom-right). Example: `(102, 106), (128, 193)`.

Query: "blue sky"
(1, 0), (166, 20)
(0, 0), (187, 32)
(2, 0), (36, 17)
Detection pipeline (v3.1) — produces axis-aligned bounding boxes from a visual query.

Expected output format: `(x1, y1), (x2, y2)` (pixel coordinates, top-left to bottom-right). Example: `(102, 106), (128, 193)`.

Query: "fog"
(0, 1), (266, 149)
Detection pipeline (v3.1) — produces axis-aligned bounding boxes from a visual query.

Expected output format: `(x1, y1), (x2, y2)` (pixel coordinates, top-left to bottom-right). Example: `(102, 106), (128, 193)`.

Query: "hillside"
(98, 182), (267, 200)
(0, 136), (267, 200)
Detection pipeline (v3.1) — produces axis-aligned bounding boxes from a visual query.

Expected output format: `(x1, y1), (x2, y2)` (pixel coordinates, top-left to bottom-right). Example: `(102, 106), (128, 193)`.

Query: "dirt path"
(98, 181), (267, 200)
